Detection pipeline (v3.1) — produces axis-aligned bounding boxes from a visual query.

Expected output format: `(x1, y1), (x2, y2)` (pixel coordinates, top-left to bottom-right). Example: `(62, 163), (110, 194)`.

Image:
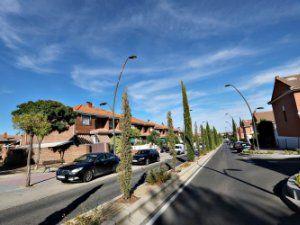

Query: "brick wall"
(272, 92), (300, 137)
(34, 144), (91, 164)
(21, 125), (75, 145)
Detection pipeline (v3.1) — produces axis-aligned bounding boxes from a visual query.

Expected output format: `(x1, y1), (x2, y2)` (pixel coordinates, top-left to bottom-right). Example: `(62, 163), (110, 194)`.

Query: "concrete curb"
(242, 154), (300, 160)
(64, 145), (221, 225)
(282, 174), (300, 211)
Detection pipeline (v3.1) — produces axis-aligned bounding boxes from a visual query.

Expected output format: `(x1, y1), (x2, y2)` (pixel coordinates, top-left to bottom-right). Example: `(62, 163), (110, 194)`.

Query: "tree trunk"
(25, 134), (33, 187)
(35, 138), (42, 170)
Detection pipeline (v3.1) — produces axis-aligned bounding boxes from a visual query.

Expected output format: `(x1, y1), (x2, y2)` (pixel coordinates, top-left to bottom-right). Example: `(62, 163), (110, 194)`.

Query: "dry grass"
(64, 202), (121, 225)
(295, 173), (300, 188)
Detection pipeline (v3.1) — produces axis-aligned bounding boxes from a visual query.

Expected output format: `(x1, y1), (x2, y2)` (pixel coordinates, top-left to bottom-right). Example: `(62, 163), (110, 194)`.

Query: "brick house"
(240, 120), (254, 142)
(268, 74), (300, 149)
(18, 102), (173, 163)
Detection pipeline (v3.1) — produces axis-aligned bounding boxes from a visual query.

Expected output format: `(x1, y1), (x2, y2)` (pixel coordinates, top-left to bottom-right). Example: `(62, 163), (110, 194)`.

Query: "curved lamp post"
(225, 84), (260, 150)
(110, 55), (137, 153)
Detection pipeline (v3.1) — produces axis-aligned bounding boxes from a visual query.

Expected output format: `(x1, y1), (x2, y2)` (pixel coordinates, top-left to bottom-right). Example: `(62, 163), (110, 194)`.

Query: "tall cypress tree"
(194, 122), (201, 154)
(212, 126), (218, 147)
(232, 118), (238, 142)
(167, 111), (176, 167)
(206, 122), (213, 150)
(118, 90), (132, 200)
(181, 81), (194, 161)
(200, 124), (205, 152)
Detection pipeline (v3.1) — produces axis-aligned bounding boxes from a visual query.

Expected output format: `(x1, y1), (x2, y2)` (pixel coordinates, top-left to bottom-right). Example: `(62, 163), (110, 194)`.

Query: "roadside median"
(64, 145), (221, 225)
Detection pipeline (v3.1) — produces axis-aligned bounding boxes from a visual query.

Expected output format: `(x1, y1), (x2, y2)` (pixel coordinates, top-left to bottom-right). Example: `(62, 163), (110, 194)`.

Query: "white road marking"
(145, 147), (220, 225)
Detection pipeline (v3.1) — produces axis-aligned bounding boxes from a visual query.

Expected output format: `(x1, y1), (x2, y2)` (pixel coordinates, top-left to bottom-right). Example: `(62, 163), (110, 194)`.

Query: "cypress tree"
(213, 126), (218, 147)
(167, 111), (176, 167)
(118, 90), (132, 200)
(200, 124), (206, 152)
(181, 81), (194, 161)
(194, 122), (201, 154)
(206, 122), (213, 150)
(232, 118), (238, 142)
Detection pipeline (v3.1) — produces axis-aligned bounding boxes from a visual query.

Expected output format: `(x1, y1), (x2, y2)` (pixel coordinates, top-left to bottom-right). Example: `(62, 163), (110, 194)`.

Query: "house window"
(82, 115), (91, 126)
(282, 105), (287, 122)
(109, 120), (117, 129)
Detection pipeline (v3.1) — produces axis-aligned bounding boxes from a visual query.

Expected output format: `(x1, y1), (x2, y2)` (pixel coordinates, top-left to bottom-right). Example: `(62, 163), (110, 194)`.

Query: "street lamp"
(225, 84), (260, 149)
(111, 55), (137, 153)
(100, 102), (112, 111)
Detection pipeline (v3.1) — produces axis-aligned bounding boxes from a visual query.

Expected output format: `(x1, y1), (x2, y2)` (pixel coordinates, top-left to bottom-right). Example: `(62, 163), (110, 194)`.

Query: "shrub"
(146, 166), (171, 185)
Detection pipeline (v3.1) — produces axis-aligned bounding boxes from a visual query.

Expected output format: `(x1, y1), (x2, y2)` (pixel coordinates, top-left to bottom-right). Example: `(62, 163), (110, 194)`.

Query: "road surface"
(151, 145), (300, 225)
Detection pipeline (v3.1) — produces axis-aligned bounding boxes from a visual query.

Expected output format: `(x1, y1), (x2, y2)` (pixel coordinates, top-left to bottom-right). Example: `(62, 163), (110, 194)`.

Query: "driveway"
(149, 145), (300, 225)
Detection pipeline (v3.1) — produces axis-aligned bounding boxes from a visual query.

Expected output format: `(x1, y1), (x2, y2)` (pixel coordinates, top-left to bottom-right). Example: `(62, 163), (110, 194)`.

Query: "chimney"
(86, 101), (93, 108)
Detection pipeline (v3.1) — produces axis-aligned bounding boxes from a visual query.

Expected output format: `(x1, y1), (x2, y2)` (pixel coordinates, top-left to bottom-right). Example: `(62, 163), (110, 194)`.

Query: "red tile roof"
(74, 104), (122, 118)
(242, 120), (252, 127)
(253, 111), (275, 123)
(74, 103), (167, 129)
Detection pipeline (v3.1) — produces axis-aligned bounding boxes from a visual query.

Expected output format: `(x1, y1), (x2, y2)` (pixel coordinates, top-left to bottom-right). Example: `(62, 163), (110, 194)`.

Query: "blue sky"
(1, 0), (300, 134)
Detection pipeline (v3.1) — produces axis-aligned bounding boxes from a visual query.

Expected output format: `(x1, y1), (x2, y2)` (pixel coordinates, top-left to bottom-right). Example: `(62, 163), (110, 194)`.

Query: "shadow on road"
(203, 166), (274, 195)
(152, 184), (300, 225)
(239, 158), (300, 176)
(39, 184), (103, 225)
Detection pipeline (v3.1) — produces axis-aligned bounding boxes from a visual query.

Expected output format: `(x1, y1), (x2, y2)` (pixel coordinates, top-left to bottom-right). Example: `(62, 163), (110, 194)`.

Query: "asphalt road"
(151, 145), (300, 225)
(0, 155), (187, 225)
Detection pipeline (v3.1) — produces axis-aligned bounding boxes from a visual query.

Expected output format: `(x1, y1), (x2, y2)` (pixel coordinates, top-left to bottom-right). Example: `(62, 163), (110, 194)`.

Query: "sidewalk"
(0, 152), (172, 211)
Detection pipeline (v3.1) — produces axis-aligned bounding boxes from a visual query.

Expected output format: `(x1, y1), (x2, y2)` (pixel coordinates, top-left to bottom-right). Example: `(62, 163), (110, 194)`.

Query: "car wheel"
(83, 170), (93, 182)
(145, 158), (150, 165)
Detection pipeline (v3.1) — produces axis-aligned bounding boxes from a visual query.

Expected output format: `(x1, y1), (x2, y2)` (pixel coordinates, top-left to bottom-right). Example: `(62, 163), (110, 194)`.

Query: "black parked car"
(132, 149), (160, 165)
(56, 153), (119, 183)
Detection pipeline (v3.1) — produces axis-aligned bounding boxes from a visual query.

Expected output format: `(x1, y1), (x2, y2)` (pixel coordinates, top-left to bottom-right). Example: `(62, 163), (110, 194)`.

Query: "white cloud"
(0, 0), (20, 14)
(241, 58), (300, 90)
(188, 47), (257, 68)
(16, 44), (62, 73)
(0, 0), (22, 49)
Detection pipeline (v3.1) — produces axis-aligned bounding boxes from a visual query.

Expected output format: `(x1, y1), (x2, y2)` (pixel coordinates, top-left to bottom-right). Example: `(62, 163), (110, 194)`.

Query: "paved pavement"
(0, 153), (186, 225)
(150, 144), (300, 225)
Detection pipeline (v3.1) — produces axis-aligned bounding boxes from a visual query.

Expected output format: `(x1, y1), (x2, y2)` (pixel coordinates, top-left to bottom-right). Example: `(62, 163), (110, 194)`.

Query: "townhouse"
(14, 102), (176, 164)
(268, 74), (300, 149)
(239, 120), (254, 142)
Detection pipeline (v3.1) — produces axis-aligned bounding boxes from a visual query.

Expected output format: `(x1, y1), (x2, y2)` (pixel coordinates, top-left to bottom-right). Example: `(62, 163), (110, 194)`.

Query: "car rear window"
(135, 150), (150, 155)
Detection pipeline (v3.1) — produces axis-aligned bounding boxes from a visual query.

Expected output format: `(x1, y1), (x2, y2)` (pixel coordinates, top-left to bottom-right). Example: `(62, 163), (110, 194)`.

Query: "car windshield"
(135, 150), (149, 155)
(74, 154), (98, 163)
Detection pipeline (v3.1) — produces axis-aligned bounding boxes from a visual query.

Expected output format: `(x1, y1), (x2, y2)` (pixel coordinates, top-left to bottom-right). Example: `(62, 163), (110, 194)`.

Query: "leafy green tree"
(257, 120), (276, 148)
(130, 127), (141, 139)
(12, 100), (77, 185)
(232, 118), (238, 142)
(167, 111), (176, 166)
(33, 115), (51, 169)
(12, 113), (42, 187)
(147, 130), (160, 145)
(12, 100), (77, 163)
(206, 122), (213, 151)
(181, 81), (194, 161)
(12, 100), (77, 133)
(118, 90), (133, 200)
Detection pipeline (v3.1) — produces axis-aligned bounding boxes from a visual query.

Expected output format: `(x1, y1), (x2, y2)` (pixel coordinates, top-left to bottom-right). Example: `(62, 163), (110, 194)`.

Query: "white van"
(175, 144), (185, 155)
